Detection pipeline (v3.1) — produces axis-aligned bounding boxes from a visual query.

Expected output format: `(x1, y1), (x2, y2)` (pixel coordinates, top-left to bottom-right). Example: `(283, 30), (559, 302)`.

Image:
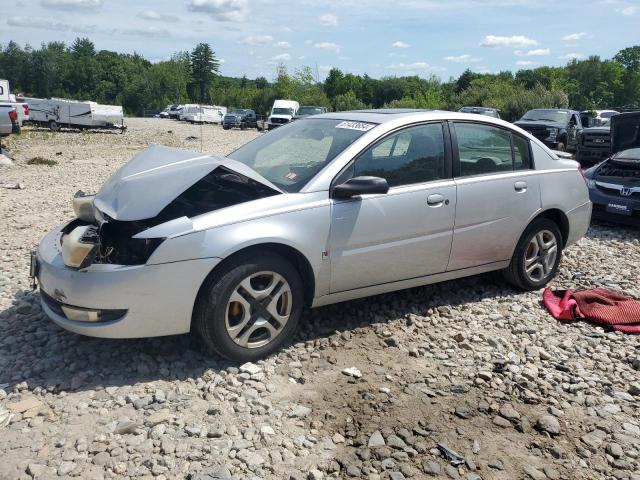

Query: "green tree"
(190, 43), (219, 103)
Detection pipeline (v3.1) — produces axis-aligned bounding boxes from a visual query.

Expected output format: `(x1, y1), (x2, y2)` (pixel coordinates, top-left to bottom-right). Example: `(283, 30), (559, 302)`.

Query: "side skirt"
(311, 260), (510, 308)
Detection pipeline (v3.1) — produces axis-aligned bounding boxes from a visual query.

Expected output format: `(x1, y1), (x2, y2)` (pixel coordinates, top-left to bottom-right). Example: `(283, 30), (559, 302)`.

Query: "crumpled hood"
(94, 144), (281, 221)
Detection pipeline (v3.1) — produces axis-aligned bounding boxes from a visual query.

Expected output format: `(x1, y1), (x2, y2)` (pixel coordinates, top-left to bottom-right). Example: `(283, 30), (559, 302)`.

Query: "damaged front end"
(59, 145), (281, 269)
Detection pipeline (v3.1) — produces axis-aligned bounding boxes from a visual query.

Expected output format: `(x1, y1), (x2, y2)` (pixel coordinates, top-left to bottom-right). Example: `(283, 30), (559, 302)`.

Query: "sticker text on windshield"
(335, 121), (375, 132)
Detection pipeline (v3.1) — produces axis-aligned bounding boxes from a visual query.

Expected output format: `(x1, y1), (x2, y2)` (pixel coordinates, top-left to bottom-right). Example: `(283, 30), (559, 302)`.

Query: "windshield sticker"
(335, 121), (375, 132)
(284, 172), (298, 181)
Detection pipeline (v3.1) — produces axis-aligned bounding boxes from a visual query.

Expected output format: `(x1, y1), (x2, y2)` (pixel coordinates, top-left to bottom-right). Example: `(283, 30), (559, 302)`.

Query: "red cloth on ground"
(543, 288), (640, 334)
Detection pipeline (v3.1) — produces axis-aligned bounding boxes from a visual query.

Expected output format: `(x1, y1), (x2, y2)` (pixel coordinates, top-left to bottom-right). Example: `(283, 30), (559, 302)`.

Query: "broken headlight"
(73, 191), (96, 223)
(61, 225), (99, 269)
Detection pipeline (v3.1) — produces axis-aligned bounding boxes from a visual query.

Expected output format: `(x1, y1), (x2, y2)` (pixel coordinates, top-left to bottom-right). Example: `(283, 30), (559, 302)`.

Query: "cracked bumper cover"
(36, 222), (221, 338)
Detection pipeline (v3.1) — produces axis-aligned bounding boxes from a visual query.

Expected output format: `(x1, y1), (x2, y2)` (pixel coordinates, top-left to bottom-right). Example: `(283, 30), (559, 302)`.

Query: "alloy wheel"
(523, 230), (558, 283)
(225, 271), (293, 349)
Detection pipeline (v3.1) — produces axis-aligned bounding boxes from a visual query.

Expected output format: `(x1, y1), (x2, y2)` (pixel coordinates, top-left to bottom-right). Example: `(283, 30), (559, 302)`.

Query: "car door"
(567, 113), (581, 151)
(328, 122), (456, 293)
(448, 122), (541, 271)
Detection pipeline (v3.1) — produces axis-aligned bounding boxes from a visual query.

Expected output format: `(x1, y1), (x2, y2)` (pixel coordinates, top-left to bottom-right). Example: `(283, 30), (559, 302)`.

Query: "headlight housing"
(61, 225), (98, 269)
(73, 191), (96, 222)
(547, 128), (559, 141)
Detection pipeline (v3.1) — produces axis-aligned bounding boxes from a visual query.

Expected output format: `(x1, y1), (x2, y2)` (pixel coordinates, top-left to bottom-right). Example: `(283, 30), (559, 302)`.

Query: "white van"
(267, 99), (299, 130)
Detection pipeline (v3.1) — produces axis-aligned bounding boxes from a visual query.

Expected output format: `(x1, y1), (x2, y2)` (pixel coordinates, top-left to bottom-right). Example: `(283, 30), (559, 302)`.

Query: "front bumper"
(589, 188), (640, 226)
(36, 222), (221, 338)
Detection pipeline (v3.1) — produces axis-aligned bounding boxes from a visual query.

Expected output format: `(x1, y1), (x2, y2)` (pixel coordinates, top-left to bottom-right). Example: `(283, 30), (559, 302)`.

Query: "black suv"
(223, 109), (258, 130)
(515, 109), (583, 152)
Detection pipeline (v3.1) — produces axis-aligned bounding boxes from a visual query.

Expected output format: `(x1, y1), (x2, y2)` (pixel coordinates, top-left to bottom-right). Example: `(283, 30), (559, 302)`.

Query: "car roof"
(313, 108), (516, 125)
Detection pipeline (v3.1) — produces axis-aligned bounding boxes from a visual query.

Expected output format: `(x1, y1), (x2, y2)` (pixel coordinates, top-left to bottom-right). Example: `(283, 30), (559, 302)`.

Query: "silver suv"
(34, 109), (592, 361)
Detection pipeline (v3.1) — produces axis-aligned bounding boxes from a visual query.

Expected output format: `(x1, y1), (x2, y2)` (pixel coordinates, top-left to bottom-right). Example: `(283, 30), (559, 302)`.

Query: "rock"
(342, 367), (362, 378)
(239, 362), (262, 375)
(606, 442), (623, 458)
(581, 430), (606, 450)
(290, 404), (312, 418)
(535, 415), (561, 436)
(7, 396), (43, 414)
(422, 460), (441, 476)
(346, 465), (362, 477)
(236, 450), (265, 468)
(114, 420), (138, 434)
(523, 465), (546, 480)
(386, 434), (407, 449)
(26, 463), (50, 477)
(492, 416), (512, 428)
(57, 461), (76, 476)
(389, 473), (406, 480)
(499, 404), (520, 421)
(368, 430), (385, 448)
(629, 382), (640, 396)
(308, 469), (323, 480)
(146, 409), (172, 426)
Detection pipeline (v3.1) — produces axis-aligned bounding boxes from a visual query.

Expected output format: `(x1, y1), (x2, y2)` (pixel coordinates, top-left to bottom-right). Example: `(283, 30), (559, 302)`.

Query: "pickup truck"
(222, 109), (259, 130)
(514, 108), (583, 152)
(0, 104), (20, 137)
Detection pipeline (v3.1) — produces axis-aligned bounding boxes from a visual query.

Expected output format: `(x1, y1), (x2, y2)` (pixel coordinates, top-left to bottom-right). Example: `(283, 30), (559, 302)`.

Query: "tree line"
(1, 38), (639, 121)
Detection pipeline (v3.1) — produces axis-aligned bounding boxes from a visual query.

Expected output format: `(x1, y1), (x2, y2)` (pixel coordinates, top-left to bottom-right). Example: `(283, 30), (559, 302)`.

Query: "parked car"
(580, 109), (619, 128)
(158, 105), (174, 118)
(515, 109), (583, 152)
(458, 106), (500, 119)
(0, 104), (20, 137)
(293, 106), (328, 120)
(223, 109), (259, 130)
(32, 110), (591, 361)
(167, 105), (182, 119)
(584, 112), (640, 225)
(267, 99), (299, 130)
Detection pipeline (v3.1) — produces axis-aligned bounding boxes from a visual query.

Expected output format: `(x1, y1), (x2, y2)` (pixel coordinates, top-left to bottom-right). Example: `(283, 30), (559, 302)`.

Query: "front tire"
(503, 218), (562, 291)
(193, 253), (304, 361)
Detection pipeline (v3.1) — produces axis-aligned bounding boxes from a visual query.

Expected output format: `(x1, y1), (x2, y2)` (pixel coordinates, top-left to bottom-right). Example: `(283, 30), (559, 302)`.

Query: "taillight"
(22, 104), (29, 115)
(578, 166), (588, 185)
(8, 109), (17, 122)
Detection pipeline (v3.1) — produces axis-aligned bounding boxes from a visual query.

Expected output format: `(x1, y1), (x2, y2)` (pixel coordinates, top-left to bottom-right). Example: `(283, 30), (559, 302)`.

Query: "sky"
(3, 0), (640, 81)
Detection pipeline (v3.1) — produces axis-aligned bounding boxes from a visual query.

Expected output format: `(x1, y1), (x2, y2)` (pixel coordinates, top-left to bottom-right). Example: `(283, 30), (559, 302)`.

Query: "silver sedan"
(34, 110), (592, 361)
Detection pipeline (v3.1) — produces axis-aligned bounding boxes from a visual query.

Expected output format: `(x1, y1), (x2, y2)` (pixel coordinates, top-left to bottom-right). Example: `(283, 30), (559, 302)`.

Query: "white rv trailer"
(184, 105), (227, 124)
(178, 104), (201, 121)
(24, 97), (125, 131)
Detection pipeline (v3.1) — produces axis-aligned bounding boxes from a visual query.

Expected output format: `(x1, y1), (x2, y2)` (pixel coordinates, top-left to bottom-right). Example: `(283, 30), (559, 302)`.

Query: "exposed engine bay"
(60, 145), (281, 269)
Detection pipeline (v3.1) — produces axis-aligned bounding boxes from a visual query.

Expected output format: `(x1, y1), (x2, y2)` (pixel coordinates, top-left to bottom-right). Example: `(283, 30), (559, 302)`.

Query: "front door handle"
(427, 193), (444, 206)
(514, 181), (527, 192)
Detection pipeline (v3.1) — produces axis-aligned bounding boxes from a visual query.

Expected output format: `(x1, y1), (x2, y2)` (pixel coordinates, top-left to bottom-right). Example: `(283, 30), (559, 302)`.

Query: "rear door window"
(454, 122), (532, 176)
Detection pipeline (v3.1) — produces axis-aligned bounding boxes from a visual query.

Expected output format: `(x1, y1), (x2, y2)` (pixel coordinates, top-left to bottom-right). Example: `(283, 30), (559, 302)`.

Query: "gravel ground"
(0, 118), (639, 480)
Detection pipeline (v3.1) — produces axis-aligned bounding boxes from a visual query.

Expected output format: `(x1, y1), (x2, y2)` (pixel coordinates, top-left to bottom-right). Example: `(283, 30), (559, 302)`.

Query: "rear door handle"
(514, 181), (527, 192)
(427, 193), (445, 206)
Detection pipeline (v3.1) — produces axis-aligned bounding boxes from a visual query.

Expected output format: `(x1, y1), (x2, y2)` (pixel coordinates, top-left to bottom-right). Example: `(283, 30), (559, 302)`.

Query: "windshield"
(272, 107), (293, 115)
(230, 109), (247, 114)
(228, 118), (375, 192)
(521, 109), (570, 123)
(298, 107), (324, 116)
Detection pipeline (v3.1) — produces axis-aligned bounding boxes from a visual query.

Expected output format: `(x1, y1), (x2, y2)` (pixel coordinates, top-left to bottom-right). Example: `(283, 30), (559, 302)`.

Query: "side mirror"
(333, 176), (389, 199)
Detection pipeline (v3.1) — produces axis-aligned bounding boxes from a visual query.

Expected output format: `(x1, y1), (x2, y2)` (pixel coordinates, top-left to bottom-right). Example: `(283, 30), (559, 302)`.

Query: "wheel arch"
(194, 242), (317, 311)
(531, 208), (570, 248)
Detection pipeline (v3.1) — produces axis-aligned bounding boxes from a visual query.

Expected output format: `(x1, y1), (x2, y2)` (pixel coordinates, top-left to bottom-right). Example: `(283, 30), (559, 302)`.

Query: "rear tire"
(193, 253), (304, 361)
(503, 218), (563, 291)
(48, 120), (59, 132)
